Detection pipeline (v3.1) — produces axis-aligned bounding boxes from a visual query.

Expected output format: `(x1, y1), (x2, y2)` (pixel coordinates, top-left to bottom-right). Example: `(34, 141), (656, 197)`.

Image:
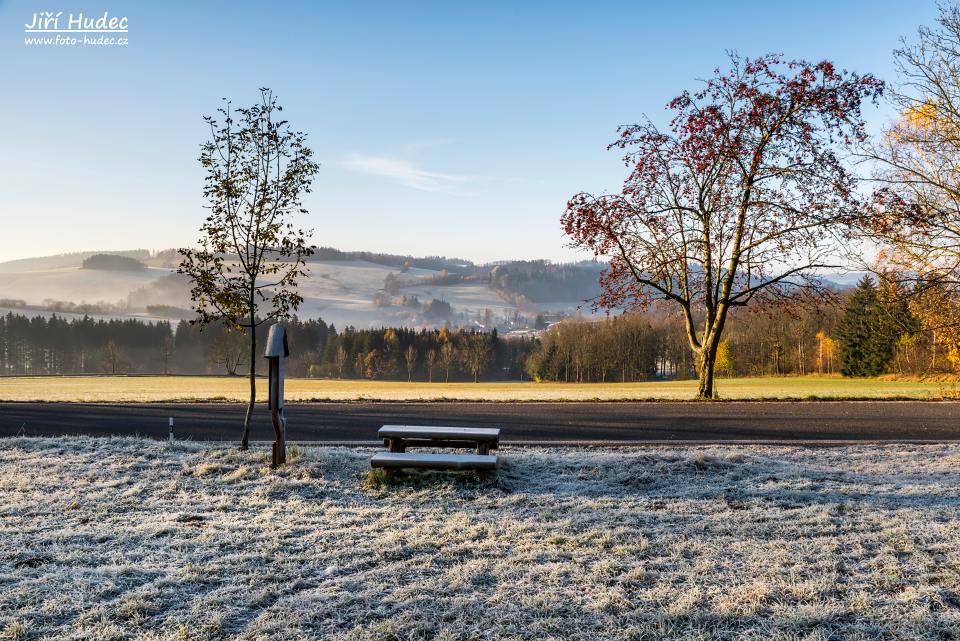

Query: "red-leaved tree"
(562, 54), (883, 398)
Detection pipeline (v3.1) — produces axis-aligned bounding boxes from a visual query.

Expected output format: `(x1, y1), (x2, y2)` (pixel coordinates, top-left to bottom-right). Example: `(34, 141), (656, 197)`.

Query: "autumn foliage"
(563, 53), (883, 398)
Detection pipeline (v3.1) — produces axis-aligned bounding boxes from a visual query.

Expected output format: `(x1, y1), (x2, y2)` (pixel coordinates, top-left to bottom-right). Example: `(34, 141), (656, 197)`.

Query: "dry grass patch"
(0, 374), (951, 402)
(2, 438), (960, 639)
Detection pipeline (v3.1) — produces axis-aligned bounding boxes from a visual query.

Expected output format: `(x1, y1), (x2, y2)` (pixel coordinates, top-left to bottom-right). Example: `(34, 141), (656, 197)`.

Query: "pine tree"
(836, 277), (899, 376)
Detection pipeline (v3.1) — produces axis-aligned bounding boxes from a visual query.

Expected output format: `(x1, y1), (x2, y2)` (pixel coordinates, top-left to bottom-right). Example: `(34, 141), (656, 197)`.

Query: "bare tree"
(404, 344), (418, 381)
(353, 352), (364, 379)
(102, 340), (123, 374)
(425, 348), (438, 383)
(861, 6), (960, 371)
(462, 333), (493, 383)
(439, 341), (457, 383)
(335, 345), (348, 379)
(159, 334), (174, 375)
(865, 5), (960, 289)
(179, 89), (318, 449)
(206, 326), (244, 375)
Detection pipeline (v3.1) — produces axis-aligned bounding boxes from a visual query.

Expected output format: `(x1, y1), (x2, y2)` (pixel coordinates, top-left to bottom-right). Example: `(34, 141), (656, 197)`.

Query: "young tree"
(463, 333), (493, 383)
(425, 348), (438, 382)
(379, 328), (401, 379)
(562, 54), (882, 398)
(207, 326), (244, 375)
(179, 89), (318, 450)
(714, 340), (733, 377)
(815, 330), (838, 374)
(353, 352), (364, 379)
(159, 334), (175, 375)
(439, 341), (457, 382)
(102, 340), (123, 375)
(404, 344), (418, 381)
(364, 350), (381, 379)
(335, 345), (348, 379)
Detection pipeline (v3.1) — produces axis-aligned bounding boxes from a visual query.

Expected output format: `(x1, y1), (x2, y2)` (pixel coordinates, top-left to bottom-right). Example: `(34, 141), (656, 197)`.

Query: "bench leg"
(477, 442), (489, 455)
(388, 438), (406, 453)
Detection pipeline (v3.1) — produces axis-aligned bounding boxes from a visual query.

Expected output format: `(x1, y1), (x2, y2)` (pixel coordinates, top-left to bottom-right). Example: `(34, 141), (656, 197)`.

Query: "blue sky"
(0, 0), (942, 263)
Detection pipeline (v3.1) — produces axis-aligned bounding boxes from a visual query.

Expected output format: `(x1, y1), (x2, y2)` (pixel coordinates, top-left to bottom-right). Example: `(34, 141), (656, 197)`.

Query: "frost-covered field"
(2, 439), (960, 640)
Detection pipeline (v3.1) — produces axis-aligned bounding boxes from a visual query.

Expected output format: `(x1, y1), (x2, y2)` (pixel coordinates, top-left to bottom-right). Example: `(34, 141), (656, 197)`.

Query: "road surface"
(0, 401), (958, 443)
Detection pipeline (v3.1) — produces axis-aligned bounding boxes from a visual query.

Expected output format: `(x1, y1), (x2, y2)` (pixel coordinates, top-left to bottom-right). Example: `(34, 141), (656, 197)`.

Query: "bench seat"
(378, 425), (500, 442)
(371, 452), (498, 471)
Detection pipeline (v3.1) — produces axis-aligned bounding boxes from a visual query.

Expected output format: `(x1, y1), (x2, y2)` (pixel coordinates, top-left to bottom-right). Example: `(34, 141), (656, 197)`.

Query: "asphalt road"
(0, 401), (958, 443)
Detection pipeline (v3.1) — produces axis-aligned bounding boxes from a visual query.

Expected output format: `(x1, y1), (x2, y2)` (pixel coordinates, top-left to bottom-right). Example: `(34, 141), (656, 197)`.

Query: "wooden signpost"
(265, 323), (289, 467)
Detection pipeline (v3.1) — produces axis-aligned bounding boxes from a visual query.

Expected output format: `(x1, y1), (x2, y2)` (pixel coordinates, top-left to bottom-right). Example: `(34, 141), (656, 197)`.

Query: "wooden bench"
(371, 452), (498, 472)
(372, 425), (501, 479)
(378, 425), (500, 455)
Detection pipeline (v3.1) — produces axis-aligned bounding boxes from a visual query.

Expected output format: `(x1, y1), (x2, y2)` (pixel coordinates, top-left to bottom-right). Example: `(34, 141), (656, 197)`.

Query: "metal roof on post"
(264, 324), (289, 358)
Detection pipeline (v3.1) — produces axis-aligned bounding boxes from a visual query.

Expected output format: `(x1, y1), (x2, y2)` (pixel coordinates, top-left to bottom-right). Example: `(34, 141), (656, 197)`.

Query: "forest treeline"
(1, 275), (955, 380)
(0, 313), (532, 381)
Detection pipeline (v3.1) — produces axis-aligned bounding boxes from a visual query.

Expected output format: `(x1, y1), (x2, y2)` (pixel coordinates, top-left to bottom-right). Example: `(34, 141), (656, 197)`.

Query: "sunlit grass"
(0, 374), (952, 402)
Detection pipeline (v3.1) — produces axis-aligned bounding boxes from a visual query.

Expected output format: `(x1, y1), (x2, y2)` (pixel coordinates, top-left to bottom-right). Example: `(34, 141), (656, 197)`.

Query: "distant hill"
(0, 247), (605, 329)
(0, 249), (151, 273)
(309, 246), (477, 273)
(0, 248), (867, 329)
(490, 260), (604, 304)
(81, 254), (146, 271)
(306, 248), (604, 302)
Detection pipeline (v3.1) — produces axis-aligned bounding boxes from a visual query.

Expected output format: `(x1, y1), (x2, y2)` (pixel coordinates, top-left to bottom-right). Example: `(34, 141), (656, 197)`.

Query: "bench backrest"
(378, 425), (500, 441)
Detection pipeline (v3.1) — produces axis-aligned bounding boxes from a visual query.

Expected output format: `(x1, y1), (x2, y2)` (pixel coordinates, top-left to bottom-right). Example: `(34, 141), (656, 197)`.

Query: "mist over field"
(0, 248), (867, 332)
(0, 248), (610, 329)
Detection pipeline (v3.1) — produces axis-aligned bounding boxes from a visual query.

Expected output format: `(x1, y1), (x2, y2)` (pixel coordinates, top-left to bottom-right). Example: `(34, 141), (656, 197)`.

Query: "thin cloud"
(340, 153), (466, 193)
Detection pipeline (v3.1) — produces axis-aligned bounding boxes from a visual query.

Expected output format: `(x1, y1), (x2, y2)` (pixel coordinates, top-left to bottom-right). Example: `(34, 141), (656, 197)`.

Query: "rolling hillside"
(0, 249), (603, 328)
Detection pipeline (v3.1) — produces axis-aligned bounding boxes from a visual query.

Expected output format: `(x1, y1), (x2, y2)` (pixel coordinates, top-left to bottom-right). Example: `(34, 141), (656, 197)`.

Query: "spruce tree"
(836, 276), (900, 376)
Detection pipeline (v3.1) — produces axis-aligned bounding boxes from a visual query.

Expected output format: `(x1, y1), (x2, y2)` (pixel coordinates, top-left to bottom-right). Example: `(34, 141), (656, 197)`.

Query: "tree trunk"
(696, 342), (720, 400)
(241, 323), (256, 451)
(932, 330), (937, 370)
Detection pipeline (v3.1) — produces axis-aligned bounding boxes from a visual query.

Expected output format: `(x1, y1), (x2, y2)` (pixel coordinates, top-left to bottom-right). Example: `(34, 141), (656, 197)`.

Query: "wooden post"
(265, 324), (289, 467)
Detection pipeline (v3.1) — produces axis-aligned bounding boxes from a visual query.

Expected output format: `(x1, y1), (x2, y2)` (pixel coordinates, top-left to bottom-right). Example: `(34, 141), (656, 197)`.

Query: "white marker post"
(168, 417), (174, 444)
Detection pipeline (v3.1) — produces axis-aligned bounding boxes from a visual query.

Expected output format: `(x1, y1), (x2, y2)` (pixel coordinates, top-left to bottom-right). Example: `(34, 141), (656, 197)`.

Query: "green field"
(0, 375), (954, 402)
